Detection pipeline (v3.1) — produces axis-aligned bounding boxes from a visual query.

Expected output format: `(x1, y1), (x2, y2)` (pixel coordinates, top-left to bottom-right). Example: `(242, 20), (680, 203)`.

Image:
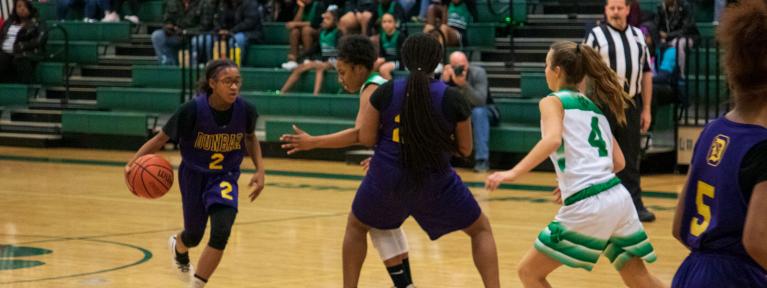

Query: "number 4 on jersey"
(588, 117), (608, 157)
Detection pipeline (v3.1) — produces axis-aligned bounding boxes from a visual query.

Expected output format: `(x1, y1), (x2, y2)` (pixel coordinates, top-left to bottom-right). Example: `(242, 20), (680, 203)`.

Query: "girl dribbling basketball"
(125, 59), (266, 288)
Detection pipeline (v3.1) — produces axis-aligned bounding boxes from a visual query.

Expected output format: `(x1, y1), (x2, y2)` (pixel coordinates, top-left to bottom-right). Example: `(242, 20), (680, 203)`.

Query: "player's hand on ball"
(248, 171), (265, 202)
(280, 125), (317, 155)
(552, 187), (562, 205)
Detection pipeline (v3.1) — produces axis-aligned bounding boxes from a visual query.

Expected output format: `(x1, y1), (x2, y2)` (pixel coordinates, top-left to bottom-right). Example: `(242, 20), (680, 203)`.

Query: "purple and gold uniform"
(352, 79), (481, 240)
(167, 94), (253, 237)
(673, 117), (767, 287)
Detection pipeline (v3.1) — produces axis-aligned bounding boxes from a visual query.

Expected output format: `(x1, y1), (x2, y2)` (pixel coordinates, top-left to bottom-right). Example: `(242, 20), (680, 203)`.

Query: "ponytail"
(399, 33), (457, 175)
(549, 41), (629, 126)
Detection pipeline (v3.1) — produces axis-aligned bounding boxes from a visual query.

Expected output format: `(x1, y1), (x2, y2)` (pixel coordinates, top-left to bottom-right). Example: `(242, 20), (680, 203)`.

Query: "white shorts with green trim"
(533, 184), (657, 271)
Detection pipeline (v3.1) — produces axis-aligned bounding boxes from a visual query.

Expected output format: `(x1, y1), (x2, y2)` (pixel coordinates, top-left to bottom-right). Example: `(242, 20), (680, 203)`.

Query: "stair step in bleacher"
(69, 75), (133, 87)
(45, 86), (97, 101)
(0, 132), (62, 148)
(9, 109), (63, 123)
(115, 44), (156, 57)
(539, 3), (603, 14)
(99, 55), (157, 66)
(488, 74), (520, 88)
(0, 120), (62, 134)
(513, 25), (588, 38)
(132, 66), (346, 93)
(527, 14), (602, 23)
(29, 98), (98, 110)
(81, 65), (133, 78)
(47, 21), (132, 42)
(46, 41), (101, 65)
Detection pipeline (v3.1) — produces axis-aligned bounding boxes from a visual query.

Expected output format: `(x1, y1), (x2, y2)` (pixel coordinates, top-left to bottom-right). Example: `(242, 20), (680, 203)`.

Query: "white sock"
(189, 277), (206, 288)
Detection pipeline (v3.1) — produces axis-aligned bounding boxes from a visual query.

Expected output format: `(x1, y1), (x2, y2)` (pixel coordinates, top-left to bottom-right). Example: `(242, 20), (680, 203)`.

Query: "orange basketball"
(127, 154), (174, 199)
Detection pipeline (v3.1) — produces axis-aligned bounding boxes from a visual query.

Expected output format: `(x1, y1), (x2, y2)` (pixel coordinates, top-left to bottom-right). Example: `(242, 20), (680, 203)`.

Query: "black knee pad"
(208, 205), (237, 250)
(181, 230), (204, 248)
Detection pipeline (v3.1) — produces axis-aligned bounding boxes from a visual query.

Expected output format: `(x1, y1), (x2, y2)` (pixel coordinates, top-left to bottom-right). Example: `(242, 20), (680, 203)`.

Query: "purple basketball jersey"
(179, 94), (247, 174)
(680, 117), (767, 265)
(374, 78), (451, 165)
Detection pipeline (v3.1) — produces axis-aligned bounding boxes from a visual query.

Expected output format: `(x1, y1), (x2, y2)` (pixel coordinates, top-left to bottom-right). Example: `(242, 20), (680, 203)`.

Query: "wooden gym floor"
(0, 146), (688, 287)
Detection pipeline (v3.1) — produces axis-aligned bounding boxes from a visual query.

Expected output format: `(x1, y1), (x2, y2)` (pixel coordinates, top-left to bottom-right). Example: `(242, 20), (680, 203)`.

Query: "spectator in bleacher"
(114, 0), (142, 23)
(338, 0), (374, 36)
(57, 0), (113, 22)
(281, 0), (324, 70)
(584, 0), (655, 222)
(211, 0), (265, 65)
(441, 51), (490, 172)
(628, 0), (641, 27)
(280, 9), (340, 95)
(423, 0), (476, 47)
(371, 0), (406, 34)
(273, 0), (298, 21)
(0, 0), (42, 84)
(151, 0), (215, 65)
(655, 0), (698, 79)
(373, 13), (404, 79)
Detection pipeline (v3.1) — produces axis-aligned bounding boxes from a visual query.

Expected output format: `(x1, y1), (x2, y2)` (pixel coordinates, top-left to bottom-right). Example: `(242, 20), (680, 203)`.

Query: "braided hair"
(399, 33), (458, 176)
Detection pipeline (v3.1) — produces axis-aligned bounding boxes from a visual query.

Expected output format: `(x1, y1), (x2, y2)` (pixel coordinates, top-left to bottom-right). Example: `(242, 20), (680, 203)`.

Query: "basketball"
(127, 154), (174, 199)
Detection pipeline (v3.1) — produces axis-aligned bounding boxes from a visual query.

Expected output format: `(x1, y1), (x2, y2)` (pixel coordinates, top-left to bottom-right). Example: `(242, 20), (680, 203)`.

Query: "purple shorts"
(179, 163), (240, 234)
(673, 252), (767, 288)
(352, 158), (481, 240)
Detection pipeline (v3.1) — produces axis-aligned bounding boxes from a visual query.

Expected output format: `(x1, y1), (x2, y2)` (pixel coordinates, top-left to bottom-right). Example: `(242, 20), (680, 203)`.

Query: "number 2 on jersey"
(588, 117), (608, 157)
(220, 181), (233, 200)
(210, 153), (224, 170)
(690, 180), (715, 237)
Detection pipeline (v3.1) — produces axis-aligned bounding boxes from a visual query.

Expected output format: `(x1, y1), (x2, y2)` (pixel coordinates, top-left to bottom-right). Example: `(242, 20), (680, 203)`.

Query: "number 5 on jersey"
(690, 181), (715, 237)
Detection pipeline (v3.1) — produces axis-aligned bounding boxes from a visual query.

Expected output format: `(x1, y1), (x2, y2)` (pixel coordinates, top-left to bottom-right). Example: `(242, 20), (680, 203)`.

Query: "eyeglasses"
(218, 78), (242, 87)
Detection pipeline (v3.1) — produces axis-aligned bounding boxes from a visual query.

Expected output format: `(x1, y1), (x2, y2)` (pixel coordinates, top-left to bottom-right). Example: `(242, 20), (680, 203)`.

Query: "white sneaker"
(83, 18), (97, 23)
(281, 60), (298, 71)
(124, 15), (140, 24)
(101, 12), (120, 22)
(168, 235), (193, 282)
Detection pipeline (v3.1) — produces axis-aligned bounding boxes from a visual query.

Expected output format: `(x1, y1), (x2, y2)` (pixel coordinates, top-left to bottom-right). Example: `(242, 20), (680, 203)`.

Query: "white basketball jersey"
(547, 90), (617, 200)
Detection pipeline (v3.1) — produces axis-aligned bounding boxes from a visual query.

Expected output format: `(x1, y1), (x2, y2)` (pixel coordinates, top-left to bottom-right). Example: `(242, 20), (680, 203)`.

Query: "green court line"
(0, 239), (152, 285)
(0, 154), (679, 199)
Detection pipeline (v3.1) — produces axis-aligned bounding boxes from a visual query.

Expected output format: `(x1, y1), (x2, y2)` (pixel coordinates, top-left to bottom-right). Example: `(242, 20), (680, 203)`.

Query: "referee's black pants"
(606, 96), (646, 212)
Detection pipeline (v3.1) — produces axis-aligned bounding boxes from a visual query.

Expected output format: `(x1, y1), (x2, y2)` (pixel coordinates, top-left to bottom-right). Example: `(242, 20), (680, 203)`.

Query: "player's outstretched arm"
(485, 96), (564, 191)
(245, 133), (266, 202)
(744, 181), (767, 269)
(281, 83), (382, 154)
(280, 126), (361, 154)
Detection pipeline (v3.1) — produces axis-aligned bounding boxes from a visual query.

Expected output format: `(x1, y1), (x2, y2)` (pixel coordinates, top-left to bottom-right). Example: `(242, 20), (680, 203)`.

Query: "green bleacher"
(20, 0), (701, 155)
(0, 84), (30, 106)
(62, 110), (157, 137)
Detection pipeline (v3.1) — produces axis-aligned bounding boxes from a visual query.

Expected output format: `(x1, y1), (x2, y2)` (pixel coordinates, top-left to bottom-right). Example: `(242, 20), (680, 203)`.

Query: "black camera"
(454, 65), (465, 77)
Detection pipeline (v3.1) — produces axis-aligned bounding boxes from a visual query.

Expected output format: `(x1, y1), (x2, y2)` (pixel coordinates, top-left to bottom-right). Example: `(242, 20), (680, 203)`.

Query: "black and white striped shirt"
(584, 23), (651, 98)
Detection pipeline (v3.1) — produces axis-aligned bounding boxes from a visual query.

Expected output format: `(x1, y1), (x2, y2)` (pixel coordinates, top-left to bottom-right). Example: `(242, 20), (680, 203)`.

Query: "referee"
(584, 0), (655, 222)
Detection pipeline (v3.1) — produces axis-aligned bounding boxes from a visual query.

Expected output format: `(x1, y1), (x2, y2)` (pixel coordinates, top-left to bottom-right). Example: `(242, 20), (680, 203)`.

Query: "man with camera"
(441, 51), (491, 172)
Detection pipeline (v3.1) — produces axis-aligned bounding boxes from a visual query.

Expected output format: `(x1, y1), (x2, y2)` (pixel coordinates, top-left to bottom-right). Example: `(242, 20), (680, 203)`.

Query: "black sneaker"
(638, 209), (656, 222)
